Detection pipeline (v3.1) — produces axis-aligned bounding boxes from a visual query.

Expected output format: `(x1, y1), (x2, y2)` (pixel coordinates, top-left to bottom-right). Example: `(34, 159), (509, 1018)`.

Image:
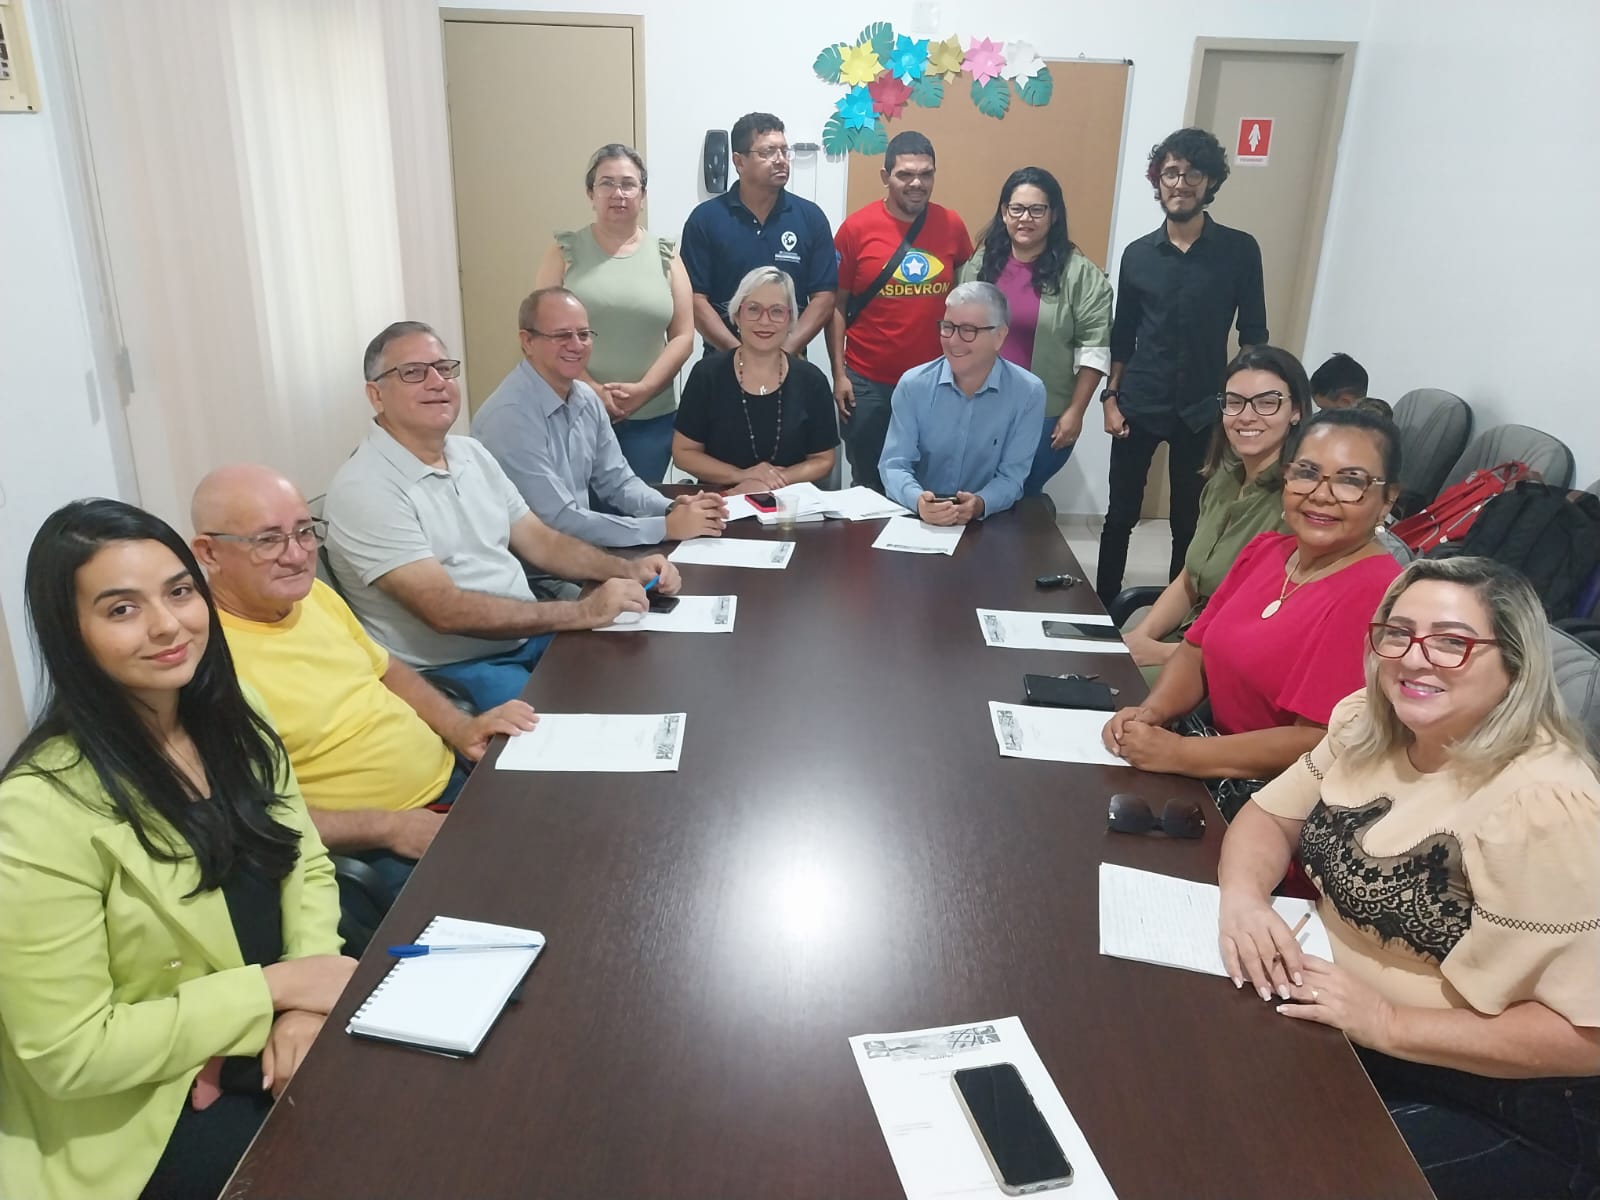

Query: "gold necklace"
(1260, 542), (1372, 619)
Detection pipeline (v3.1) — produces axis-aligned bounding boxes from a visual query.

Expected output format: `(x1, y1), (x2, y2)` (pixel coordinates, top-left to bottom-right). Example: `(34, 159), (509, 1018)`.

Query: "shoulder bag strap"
(844, 207), (929, 328)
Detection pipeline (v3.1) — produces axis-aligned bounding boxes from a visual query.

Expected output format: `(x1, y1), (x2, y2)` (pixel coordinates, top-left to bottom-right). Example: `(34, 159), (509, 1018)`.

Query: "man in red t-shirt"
(826, 131), (973, 492)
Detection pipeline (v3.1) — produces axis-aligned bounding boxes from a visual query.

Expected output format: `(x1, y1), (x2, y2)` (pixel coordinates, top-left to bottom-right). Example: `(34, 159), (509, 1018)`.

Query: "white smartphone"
(952, 1063), (1073, 1195)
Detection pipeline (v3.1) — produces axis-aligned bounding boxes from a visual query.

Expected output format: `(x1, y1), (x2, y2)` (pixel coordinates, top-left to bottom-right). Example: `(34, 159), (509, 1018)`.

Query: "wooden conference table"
(226, 500), (1431, 1200)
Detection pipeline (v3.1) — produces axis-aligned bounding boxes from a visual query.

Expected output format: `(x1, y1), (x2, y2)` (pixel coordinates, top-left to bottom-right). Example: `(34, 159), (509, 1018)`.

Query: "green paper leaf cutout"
(971, 75), (1011, 119)
(908, 74), (944, 108)
(821, 113), (852, 156)
(813, 43), (845, 84)
(1017, 66), (1054, 106)
(859, 22), (895, 62)
(849, 118), (889, 156)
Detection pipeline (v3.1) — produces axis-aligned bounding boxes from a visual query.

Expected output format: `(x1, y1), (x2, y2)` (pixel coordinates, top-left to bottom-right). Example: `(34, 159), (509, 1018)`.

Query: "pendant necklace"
(1261, 542), (1371, 620)
(734, 350), (786, 462)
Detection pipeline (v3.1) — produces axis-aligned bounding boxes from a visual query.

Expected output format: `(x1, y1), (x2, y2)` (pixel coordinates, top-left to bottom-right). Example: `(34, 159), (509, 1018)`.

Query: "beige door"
(442, 13), (644, 412)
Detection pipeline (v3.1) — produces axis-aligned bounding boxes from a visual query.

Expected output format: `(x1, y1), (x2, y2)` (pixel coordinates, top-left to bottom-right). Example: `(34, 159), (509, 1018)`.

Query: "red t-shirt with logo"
(835, 201), (974, 385)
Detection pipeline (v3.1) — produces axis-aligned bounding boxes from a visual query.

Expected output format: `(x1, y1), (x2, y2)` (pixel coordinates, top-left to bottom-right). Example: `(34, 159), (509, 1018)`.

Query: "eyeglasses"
(938, 320), (998, 342)
(1004, 202), (1049, 220)
(204, 520), (327, 563)
(1219, 390), (1287, 416)
(524, 327), (599, 345)
(370, 359), (461, 385)
(1283, 462), (1388, 503)
(1368, 623), (1499, 669)
(746, 146), (792, 162)
(1107, 794), (1205, 839)
(737, 301), (791, 323)
(594, 179), (641, 196)
(1159, 167), (1207, 187)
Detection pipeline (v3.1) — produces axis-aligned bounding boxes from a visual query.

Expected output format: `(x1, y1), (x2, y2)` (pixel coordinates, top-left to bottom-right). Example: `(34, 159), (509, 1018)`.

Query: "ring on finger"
(1312, 988), (1319, 1001)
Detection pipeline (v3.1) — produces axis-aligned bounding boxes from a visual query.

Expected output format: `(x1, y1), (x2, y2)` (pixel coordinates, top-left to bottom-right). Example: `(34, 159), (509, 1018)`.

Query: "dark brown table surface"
(226, 500), (1430, 1200)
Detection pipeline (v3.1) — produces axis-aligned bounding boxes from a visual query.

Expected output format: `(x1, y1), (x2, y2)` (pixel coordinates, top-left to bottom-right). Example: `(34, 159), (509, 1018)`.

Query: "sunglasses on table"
(1107, 794), (1205, 839)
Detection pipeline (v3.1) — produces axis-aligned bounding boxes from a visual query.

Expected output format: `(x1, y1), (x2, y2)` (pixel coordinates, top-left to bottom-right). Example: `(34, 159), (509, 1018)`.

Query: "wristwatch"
(1100, 388), (1122, 403)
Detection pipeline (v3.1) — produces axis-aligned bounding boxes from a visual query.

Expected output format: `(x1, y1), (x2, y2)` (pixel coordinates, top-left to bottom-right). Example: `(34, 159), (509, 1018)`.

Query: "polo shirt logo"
(882, 250), (951, 298)
(781, 230), (798, 252)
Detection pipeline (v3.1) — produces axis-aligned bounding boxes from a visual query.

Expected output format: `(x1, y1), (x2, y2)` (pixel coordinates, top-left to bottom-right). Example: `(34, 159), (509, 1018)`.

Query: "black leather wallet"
(1023, 674), (1118, 711)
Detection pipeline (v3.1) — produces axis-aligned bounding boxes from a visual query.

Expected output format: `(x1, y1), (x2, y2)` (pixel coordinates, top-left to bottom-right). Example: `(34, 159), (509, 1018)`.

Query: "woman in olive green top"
(533, 143), (694, 482)
(960, 167), (1113, 495)
(1125, 345), (1313, 673)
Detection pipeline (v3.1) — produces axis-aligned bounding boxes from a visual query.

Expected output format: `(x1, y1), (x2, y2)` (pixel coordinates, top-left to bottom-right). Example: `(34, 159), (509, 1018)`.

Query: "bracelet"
(1100, 389), (1121, 402)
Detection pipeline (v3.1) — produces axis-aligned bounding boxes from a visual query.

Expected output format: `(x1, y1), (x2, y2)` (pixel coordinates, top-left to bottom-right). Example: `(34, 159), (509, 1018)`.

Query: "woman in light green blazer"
(0, 500), (351, 1200)
(960, 166), (1114, 496)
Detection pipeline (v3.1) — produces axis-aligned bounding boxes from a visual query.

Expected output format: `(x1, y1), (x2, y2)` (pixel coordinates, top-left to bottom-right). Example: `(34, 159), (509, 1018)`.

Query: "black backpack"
(1447, 483), (1600, 620)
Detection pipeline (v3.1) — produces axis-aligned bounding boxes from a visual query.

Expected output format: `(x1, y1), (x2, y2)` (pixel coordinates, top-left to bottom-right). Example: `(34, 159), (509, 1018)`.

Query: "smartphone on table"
(1040, 620), (1121, 642)
(647, 594), (680, 614)
(746, 492), (778, 513)
(952, 1063), (1073, 1194)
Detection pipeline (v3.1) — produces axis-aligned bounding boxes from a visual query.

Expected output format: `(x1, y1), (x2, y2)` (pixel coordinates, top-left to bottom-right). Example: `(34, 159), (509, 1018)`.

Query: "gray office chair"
(1390, 389), (1472, 519)
(1549, 625), (1600, 757)
(1441, 423), (1575, 493)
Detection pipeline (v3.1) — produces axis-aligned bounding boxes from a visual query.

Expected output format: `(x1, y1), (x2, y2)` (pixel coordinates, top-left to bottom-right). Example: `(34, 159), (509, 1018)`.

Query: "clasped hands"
(917, 490), (983, 525)
(1100, 706), (1194, 774)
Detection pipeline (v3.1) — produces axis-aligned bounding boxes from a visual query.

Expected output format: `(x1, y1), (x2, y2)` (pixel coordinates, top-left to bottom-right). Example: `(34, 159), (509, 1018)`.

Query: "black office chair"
(1549, 625), (1600, 757)
(1390, 389), (1472, 520)
(332, 855), (392, 958)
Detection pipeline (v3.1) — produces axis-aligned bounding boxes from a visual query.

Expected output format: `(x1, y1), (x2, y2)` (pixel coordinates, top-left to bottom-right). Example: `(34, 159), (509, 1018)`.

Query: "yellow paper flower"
(926, 35), (965, 81)
(839, 40), (884, 87)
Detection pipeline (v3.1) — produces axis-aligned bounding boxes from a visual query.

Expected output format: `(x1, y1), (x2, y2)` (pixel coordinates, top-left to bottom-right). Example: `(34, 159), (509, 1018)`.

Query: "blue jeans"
(422, 634), (552, 712)
(613, 410), (676, 484)
(351, 758), (471, 905)
(1023, 412), (1077, 498)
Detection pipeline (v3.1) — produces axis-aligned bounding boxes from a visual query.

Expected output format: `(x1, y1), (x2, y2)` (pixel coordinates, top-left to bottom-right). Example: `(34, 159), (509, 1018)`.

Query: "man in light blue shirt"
(474, 288), (726, 547)
(879, 282), (1044, 523)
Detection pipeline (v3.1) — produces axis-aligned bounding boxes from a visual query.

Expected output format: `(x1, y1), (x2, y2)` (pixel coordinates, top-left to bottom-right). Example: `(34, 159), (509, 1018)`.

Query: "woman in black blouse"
(671, 266), (838, 494)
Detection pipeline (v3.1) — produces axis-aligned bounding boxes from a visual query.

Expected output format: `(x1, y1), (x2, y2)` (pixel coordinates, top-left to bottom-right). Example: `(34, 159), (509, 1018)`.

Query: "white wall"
(1304, 0), (1600, 490)
(443, 0), (1376, 517)
(0, 0), (131, 719)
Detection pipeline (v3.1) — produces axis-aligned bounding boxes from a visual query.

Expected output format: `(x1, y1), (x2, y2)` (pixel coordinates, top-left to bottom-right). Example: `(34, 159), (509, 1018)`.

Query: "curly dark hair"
(974, 167), (1075, 298)
(1145, 127), (1230, 205)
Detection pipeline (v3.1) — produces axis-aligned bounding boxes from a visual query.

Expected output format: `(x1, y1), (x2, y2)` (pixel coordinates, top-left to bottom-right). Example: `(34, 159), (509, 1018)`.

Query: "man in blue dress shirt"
(879, 282), (1044, 524)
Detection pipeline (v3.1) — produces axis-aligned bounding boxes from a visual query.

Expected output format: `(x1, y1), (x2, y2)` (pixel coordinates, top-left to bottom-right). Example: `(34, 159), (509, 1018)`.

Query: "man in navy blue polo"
(681, 112), (837, 356)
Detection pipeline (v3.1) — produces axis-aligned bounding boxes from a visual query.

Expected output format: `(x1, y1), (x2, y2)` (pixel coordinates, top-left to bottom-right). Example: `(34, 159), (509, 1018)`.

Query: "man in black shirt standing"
(1097, 127), (1267, 605)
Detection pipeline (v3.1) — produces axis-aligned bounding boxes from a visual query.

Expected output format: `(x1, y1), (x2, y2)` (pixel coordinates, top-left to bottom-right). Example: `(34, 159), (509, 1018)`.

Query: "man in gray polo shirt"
(474, 287), (727, 547)
(325, 320), (681, 710)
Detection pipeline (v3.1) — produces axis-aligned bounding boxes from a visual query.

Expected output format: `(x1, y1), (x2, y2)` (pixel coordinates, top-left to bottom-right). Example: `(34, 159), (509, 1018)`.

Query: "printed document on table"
(872, 516), (965, 555)
(976, 609), (1129, 655)
(495, 713), (686, 773)
(669, 537), (795, 569)
(988, 701), (1126, 766)
(1098, 863), (1332, 977)
(816, 485), (911, 521)
(596, 595), (737, 634)
(849, 1016), (1119, 1200)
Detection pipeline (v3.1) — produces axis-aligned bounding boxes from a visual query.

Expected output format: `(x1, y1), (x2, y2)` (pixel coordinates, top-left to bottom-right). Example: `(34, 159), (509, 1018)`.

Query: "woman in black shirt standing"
(672, 266), (838, 494)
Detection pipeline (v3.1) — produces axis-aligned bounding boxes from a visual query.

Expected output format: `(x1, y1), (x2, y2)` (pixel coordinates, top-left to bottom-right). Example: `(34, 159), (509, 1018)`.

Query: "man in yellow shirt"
(191, 464), (536, 901)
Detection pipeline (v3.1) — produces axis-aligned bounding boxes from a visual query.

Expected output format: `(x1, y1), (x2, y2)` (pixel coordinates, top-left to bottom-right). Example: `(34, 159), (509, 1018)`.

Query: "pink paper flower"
(963, 37), (1006, 87)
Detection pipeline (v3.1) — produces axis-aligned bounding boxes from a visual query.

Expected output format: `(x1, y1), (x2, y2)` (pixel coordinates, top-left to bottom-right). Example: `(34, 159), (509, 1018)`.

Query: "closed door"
(443, 16), (642, 412)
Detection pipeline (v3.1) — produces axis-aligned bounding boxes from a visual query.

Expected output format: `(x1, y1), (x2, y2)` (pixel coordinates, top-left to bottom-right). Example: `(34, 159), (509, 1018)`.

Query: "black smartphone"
(747, 492), (778, 513)
(930, 494), (960, 504)
(647, 594), (680, 615)
(952, 1064), (1073, 1195)
(1024, 674), (1117, 712)
(1041, 620), (1122, 641)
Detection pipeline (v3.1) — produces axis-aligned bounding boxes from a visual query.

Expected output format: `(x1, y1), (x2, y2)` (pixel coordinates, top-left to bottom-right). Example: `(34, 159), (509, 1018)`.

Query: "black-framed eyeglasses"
(370, 359), (461, 385)
(524, 327), (598, 345)
(1219, 390), (1286, 417)
(1004, 202), (1049, 220)
(938, 320), (998, 342)
(1159, 166), (1207, 187)
(204, 520), (327, 563)
(1368, 623), (1499, 669)
(1283, 462), (1387, 504)
(1107, 794), (1205, 839)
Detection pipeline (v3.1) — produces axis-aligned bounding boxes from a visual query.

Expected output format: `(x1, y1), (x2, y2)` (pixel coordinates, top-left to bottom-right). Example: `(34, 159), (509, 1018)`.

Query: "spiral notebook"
(345, 916), (545, 1056)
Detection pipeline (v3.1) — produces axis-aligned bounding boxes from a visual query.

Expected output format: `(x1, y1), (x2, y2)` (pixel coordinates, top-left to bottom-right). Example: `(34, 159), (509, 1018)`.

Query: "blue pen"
(387, 942), (541, 958)
(644, 575), (659, 592)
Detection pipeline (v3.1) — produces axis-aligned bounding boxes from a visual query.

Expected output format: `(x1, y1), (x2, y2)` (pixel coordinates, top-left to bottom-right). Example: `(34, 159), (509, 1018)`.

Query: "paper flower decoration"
(926, 35), (965, 82)
(885, 35), (929, 84)
(868, 72), (913, 120)
(1000, 40), (1045, 82)
(963, 37), (1006, 87)
(838, 40), (884, 88)
(834, 85), (878, 131)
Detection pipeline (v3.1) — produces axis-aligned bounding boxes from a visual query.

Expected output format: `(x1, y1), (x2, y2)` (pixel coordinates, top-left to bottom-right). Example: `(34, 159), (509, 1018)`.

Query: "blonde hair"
(1342, 556), (1595, 779)
(728, 267), (797, 335)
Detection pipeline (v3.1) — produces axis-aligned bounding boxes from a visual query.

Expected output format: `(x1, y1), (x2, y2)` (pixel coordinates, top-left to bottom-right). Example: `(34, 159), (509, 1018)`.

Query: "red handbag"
(1390, 461), (1531, 553)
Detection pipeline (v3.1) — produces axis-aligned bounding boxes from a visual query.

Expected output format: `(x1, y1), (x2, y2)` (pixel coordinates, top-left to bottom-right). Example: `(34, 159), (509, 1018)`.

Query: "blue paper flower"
(886, 35), (929, 84)
(835, 85), (877, 131)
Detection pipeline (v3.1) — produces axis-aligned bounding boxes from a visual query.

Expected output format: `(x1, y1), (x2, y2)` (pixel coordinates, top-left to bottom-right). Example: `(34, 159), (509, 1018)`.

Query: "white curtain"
(64, 0), (461, 530)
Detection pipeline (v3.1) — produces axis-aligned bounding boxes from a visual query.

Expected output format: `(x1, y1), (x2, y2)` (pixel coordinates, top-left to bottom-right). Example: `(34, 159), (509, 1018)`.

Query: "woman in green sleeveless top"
(534, 143), (693, 483)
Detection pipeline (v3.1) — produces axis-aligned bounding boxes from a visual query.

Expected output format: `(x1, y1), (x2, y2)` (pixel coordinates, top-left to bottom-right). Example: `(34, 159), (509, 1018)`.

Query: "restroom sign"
(1236, 118), (1273, 164)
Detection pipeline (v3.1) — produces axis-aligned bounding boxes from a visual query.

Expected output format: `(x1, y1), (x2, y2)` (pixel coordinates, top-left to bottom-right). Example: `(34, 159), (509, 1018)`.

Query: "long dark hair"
(975, 167), (1075, 298)
(1201, 345), (1315, 479)
(3, 499), (301, 892)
